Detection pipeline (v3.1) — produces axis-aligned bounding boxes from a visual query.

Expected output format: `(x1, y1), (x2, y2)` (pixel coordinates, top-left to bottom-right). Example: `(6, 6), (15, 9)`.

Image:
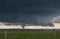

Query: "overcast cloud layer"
(0, 0), (60, 26)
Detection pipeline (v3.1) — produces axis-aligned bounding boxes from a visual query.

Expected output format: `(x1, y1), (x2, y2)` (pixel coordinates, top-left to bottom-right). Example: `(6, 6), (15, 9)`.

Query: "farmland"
(0, 29), (60, 39)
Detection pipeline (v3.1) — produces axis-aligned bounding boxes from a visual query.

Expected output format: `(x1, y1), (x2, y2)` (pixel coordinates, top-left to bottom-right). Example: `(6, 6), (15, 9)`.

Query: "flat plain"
(0, 30), (59, 39)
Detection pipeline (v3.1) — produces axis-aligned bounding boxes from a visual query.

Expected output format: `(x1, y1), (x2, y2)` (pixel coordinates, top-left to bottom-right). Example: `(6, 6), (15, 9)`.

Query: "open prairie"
(0, 30), (59, 39)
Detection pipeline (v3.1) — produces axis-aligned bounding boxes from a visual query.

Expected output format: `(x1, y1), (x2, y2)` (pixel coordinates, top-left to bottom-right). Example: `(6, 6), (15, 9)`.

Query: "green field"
(0, 30), (60, 39)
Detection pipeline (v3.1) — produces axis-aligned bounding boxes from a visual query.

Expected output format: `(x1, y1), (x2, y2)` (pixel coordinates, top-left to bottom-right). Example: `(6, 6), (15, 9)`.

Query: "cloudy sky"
(0, 0), (60, 26)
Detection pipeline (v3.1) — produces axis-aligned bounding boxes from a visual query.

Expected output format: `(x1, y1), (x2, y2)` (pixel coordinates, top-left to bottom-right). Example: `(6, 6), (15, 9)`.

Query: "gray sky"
(0, 0), (60, 26)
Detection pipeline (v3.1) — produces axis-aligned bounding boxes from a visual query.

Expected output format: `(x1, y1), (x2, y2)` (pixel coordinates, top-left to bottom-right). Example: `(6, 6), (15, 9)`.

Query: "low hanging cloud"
(52, 16), (60, 23)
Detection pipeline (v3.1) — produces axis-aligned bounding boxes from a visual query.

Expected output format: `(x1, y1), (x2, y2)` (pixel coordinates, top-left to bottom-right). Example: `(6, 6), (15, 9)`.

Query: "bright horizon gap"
(0, 23), (59, 29)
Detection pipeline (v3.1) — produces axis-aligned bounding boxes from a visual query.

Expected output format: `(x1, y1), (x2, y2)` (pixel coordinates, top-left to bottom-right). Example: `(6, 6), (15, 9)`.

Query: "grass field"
(0, 30), (60, 39)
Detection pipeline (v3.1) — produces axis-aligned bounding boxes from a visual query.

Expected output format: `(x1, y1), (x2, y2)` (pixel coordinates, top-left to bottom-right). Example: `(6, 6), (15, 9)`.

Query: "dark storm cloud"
(0, 0), (60, 26)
